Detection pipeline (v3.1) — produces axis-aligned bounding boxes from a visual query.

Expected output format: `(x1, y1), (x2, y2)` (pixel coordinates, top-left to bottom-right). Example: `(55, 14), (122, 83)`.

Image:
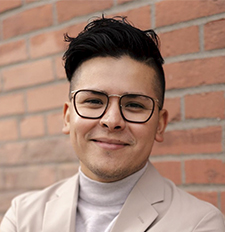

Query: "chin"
(90, 165), (132, 182)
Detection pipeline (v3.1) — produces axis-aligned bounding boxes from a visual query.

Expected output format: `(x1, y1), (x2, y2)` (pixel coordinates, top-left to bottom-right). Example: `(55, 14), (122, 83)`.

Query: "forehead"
(71, 56), (157, 95)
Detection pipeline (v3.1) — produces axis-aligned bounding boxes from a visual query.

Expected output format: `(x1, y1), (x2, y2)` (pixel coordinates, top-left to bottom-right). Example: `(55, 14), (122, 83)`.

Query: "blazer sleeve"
(193, 208), (225, 232)
(0, 205), (17, 232)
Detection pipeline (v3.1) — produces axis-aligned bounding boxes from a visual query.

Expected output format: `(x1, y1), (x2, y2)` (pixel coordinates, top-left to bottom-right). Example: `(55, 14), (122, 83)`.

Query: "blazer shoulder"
(157, 178), (225, 231)
(12, 174), (78, 206)
(0, 174), (79, 232)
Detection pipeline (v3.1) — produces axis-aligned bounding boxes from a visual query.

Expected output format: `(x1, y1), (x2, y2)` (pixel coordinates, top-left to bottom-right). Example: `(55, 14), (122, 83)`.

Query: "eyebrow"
(83, 88), (147, 96)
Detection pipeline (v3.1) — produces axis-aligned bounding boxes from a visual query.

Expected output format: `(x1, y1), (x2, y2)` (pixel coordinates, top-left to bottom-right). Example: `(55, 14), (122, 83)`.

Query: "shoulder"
(165, 178), (218, 213)
(161, 178), (225, 231)
(139, 163), (225, 231)
(0, 174), (78, 232)
(12, 174), (78, 207)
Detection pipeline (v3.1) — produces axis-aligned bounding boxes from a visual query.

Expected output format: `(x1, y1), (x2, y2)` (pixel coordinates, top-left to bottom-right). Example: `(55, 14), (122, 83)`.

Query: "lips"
(91, 138), (130, 150)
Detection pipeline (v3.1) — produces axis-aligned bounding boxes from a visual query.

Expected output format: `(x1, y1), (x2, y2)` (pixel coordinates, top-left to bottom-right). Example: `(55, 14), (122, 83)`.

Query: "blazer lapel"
(110, 162), (165, 232)
(42, 175), (79, 232)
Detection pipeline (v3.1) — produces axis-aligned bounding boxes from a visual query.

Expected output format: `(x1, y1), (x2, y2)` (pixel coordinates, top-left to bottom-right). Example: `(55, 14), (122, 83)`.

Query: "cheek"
(69, 113), (84, 144)
(131, 121), (159, 154)
(69, 114), (96, 144)
(132, 120), (158, 140)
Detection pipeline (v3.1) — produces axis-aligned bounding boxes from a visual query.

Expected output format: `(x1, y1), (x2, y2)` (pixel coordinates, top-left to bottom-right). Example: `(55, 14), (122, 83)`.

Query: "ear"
(155, 109), (168, 143)
(62, 102), (71, 135)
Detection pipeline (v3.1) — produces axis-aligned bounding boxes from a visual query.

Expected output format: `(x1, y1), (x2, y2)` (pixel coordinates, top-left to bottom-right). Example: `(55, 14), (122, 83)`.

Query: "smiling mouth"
(91, 139), (129, 150)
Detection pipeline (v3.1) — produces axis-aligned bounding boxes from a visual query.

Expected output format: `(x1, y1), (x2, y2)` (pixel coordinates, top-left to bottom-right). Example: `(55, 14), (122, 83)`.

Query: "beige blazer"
(1, 162), (225, 232)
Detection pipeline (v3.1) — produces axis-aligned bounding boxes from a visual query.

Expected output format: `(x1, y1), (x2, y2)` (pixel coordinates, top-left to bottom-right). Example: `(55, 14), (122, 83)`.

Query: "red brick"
(0, 0), (22, 13)
(116, 6), (151, 30)
(221, 192), (225, 214)
(0, 75), (2, 92)
(204, 19), (225, 51)
(0, 143), (26, 165)
(117, 0), (137, 3)
(0, 191), (22, 212)
(0, 93), (25, 116)
(23, 138), (76, 163)
(3, 4), (53, 39)
(0, 79), (2, 93)
(164, 97), (181, 123)
(165, 57), (225, 90)
(0, 172), (3, 191)
(0, 138), (75, 165)
(20, 115), (45, 138)
(65, 22), (88, 39)
(56, 0), (113, 23)
(185, 91), (225, 119)
(2, 59), (54, 90)
(152, 161), (182, 185)
(26, 82), (69, 112)
(156, 0), (225, 27)
(29, 22), (85, 58)
(56, 163), (79, 180)
(29, 29), (66, 58)
(54, 56), (66, 80)
(0, 40), (28, 67)
(152, 126), (222, 155)
(185, 159), (225, 184)
(47, 111), (64, 135)
(160, 26), (199, 57)
(189, 191), (218, 208)
(0, 119), (18, 141)
(2, 165), (57, 190)
(0, 214), (3, 225)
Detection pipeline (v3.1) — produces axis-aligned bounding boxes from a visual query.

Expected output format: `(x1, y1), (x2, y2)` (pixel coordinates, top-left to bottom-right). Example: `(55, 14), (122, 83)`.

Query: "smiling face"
(63, 56), (168, 182)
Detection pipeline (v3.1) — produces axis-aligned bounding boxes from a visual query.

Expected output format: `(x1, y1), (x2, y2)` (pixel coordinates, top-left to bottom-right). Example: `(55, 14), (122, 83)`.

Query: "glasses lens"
(74, 90), (108, 118)
(120, 94), (154, 122)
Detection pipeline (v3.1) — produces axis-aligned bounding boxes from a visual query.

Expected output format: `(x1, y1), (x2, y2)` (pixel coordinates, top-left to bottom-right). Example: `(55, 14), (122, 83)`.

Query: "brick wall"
(0, 0), (225, 221)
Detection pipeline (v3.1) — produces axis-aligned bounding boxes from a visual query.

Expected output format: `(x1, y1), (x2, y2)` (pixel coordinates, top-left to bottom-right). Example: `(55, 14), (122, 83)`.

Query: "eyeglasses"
(71, 89), (160, 123)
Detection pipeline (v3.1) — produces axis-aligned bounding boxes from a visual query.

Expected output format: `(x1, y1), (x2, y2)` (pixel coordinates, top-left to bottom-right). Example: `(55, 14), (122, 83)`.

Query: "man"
(1, 16), (224, 232)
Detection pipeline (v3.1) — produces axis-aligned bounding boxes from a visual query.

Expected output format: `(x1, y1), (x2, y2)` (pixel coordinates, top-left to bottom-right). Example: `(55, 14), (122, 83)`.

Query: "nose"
(99, 98), (126, 131)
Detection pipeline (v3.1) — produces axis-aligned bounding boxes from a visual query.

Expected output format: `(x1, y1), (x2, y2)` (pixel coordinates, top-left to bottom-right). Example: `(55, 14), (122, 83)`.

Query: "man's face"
(63, 56), (168, 182)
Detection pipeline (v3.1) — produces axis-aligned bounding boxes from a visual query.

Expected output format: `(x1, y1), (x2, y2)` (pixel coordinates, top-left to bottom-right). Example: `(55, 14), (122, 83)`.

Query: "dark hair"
(63, 16), (165, 108)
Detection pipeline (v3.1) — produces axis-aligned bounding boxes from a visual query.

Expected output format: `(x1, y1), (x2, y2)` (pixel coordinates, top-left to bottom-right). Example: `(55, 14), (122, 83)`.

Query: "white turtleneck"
(75, 164), (148, 232)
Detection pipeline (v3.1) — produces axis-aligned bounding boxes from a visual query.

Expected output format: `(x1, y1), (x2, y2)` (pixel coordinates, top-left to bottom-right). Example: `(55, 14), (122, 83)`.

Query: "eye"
(126, 102), (144, 108)
(84, 98), (104, 106)
(124, 102), (146, 111)
(81, 98), (105, 110)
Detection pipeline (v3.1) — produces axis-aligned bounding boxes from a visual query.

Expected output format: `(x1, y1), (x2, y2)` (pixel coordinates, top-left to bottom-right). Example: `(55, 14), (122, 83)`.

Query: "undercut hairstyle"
(63, 16), (165, 109)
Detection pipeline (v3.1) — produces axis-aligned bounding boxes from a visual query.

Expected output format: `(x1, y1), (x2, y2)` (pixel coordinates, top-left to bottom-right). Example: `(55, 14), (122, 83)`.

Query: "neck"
(78, 163), (148, 206)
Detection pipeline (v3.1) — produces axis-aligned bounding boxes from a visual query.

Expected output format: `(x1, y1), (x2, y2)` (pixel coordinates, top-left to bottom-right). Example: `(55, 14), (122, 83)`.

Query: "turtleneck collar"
(78, 163), (148, 207)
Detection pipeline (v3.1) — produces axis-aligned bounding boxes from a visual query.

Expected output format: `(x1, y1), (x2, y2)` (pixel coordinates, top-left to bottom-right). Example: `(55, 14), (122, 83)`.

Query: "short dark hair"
(63, 16), (165, 108)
